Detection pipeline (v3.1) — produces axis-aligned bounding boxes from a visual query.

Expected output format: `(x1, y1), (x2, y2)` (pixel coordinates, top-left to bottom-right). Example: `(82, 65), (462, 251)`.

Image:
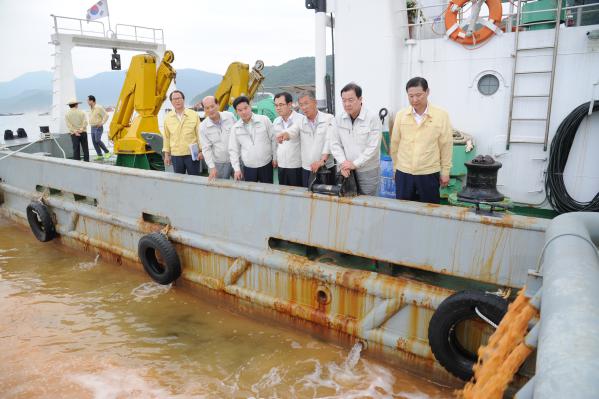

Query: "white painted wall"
(330, 1), (599, 205)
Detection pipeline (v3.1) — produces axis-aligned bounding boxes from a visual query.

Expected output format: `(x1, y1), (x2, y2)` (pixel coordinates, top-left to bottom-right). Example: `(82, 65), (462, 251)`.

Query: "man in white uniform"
(273, 92), (304, 187)
(329, 83), (382, 196)
(200, 96), (236, 180)
(228, 96), (277, 183)
(297, 90), (335, 187)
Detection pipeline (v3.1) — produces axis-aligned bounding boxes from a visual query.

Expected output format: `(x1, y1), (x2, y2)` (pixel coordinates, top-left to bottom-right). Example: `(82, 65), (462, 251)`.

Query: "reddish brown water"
(0, 218), (454, 398)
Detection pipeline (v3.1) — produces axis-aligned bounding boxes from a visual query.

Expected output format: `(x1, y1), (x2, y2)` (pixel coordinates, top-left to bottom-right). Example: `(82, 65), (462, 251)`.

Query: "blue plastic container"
(378, 155), (396, 198)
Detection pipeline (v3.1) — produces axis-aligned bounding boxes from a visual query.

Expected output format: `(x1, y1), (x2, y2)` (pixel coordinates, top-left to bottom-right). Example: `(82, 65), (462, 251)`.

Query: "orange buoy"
(445, 0), (503, 45)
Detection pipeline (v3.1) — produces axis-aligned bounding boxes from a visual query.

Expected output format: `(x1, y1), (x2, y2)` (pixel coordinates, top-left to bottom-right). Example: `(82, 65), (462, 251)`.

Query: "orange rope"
(457, 288), (538, 399)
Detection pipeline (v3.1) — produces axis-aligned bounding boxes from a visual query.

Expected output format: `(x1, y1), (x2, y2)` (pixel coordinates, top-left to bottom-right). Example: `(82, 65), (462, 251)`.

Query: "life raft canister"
(445, 0), (503, 45)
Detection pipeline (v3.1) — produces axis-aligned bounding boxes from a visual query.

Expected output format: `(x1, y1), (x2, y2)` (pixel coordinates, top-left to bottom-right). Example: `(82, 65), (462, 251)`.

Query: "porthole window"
(477, 74), (500, 96)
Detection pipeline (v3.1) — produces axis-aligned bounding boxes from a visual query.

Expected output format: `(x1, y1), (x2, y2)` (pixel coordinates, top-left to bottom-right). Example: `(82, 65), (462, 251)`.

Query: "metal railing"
(115, 23), (164, 44)
(398, 2), (599, 39)
(51, 14), (106, 38)
(50, 15), (164, 44)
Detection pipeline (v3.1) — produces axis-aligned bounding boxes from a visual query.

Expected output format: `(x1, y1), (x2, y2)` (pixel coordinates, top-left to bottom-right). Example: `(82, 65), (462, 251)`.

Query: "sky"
(0, 0), (316, 82)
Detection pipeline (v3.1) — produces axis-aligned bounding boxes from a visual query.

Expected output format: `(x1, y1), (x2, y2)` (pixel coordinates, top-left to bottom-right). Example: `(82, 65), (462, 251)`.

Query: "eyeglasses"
(171, 97), (184, 101)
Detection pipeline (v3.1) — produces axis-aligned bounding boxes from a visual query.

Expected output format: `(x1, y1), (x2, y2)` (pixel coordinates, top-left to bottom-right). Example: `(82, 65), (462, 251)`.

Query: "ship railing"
(51, 15), (164, 44)
(397, 2), (599, 39)
(51, 14), (106, 38)
(114, 24), (164, 44)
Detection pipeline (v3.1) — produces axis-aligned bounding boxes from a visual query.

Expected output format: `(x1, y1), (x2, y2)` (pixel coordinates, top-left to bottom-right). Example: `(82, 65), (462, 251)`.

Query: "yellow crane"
(109, 50), (176, 169)
(108, 55), (268, 170)
(214, 60), (265, 112)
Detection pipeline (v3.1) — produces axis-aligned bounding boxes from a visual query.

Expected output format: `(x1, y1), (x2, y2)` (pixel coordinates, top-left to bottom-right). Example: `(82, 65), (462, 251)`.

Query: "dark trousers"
(302, 166), (336, 188)
(243, 161), (273, 183)
(278, 167), (303, 187)
(91, 126), (109, 156)
(172, 155), (200, 175)
(395, 170), (440, 204)
(71, 133), (90, 162)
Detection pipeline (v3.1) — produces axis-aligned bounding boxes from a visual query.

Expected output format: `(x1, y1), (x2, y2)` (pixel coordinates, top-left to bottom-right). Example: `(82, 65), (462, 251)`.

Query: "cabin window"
(477, 74), (500, 96)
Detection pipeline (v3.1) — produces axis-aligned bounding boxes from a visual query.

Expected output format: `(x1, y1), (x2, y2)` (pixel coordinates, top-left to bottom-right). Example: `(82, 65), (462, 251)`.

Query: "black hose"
(545, 101), (599, 213)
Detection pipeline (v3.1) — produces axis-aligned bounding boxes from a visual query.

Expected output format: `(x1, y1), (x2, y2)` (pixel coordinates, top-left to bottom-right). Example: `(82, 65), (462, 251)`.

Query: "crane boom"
(109, 51), (176, 158)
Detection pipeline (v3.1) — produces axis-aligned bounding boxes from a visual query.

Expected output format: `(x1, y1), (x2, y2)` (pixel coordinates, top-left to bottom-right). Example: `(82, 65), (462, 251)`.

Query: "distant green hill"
(191, 56), (333, 105)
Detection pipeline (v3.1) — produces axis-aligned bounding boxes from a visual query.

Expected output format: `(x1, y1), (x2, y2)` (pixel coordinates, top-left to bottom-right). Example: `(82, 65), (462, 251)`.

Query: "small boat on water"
(1, 3), (598, 397)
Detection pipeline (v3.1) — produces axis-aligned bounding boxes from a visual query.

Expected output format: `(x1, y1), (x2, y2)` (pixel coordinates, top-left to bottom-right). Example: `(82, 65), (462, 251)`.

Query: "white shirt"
(330, 107), (382, 172)
(298, 111), (335, 171)
(200, 111), (236, 169)
(412, 104), (429, 126)
(228, 113), (277, 171)
(273, 111), (303, 169)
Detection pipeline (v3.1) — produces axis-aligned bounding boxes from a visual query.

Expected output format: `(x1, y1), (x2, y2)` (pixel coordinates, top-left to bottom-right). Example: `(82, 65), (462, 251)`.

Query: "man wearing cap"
(65, 98), (89, 162)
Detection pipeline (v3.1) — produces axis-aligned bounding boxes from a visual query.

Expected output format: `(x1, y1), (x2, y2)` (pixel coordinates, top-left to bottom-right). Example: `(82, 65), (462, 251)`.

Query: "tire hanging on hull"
(26, 202), (56, 242)
(138, 232), (181, 285)
(428, 290), (508, 381)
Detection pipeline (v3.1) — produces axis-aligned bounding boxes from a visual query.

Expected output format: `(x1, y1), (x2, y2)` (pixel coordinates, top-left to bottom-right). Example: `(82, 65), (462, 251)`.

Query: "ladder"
(506, 0), (564, 151)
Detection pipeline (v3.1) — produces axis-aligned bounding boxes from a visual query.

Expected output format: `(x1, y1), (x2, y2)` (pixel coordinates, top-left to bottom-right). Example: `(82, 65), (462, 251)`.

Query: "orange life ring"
(445, 0), (503, 45)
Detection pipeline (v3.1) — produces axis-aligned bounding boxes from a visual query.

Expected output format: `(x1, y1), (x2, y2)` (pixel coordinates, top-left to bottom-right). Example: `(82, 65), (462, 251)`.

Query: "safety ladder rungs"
(511, 118), (548, 121)
(515, 70), (553, 75)
(513, 94), (550, 98)
(517, 46), (555, 51)
(508, 138), (546, 144)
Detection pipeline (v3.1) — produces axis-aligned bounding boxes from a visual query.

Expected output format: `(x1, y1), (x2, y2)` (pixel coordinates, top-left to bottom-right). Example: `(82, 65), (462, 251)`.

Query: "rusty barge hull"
(0, 149), (549, 377)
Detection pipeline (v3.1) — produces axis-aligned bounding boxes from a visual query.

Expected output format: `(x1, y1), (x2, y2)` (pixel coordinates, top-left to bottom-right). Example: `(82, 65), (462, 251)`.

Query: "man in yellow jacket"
(163, 90), (202, 175)
(390, 77), (453, 204)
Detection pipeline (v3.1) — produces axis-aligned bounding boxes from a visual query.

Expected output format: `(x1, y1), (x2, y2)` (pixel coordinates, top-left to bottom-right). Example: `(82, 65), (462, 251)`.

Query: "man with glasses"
(329, 82), (382, 196)
(273, 92), (304, 187)
(163, 90), (202, 175)
(389, 77), (453, 204)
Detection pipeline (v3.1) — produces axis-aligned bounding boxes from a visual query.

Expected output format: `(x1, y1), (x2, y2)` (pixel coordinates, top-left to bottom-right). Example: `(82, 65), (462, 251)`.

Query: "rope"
(0, 139), (43, 161)
(545, 101), (599, 213)
(459, 288), (538, 399)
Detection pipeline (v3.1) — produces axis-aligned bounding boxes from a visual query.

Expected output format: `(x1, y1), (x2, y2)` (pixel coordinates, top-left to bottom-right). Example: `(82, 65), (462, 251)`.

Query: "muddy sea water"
(0, 218), (454, 399)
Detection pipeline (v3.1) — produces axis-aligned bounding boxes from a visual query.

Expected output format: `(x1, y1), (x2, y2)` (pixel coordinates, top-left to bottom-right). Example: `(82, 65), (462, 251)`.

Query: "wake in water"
(130, 281), (172, 302)
(76, 254), (101, 271)
(0, 247), (17, 265)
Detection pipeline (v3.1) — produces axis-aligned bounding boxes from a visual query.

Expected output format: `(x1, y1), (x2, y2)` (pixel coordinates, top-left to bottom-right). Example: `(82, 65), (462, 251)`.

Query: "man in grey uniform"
(273, 92), (304, 187)
(200, 96), (236, 180)
(229, 96), (278, 183)
(330, 83), (382, 196)
(297, 90), (335, 187)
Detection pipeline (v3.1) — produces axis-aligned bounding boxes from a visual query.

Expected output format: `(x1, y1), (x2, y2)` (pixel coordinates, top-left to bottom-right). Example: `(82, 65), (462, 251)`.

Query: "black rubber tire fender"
(138, 232), (181, 285)
(26, 202), (56, 242)
(428, 290), (508, 381)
